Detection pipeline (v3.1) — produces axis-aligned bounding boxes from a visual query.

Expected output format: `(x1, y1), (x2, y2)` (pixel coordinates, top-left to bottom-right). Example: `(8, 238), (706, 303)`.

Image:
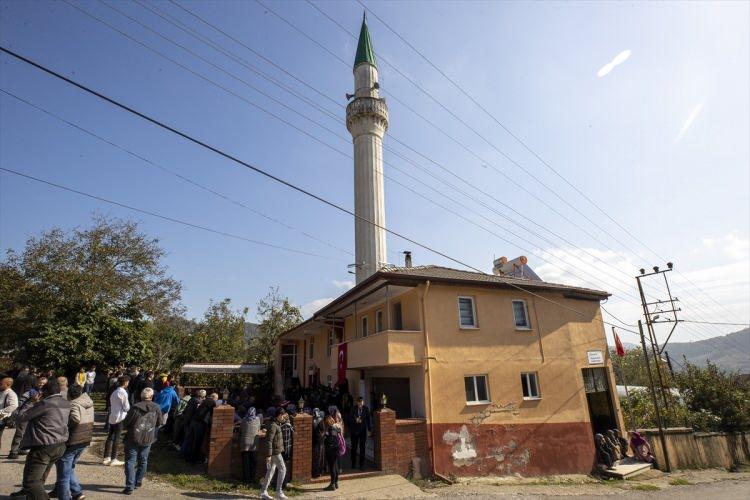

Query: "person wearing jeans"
(260, 409), (288, 500)
(54, 384), (95, 500)
(121, 387), (161, 495)
(103, 375), (130, 466)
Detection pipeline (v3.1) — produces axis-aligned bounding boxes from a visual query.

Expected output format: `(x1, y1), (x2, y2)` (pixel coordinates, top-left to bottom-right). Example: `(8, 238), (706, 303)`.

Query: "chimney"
(403, 251), (413, 268)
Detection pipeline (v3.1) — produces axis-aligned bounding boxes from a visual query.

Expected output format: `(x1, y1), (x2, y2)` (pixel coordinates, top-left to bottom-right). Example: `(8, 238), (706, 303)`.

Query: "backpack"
(131, 407), (158, 446)
(324, 428), (339, 451)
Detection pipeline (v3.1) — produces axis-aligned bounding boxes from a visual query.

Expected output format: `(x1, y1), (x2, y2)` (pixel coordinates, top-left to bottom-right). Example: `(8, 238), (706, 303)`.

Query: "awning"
(180, 363), (268, 374)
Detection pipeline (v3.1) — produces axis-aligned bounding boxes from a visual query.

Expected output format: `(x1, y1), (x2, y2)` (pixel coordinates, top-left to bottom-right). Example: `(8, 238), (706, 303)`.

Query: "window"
(458, 296), (477, 328)
(308, 338), (314, 359)
(361, 316), (369, 337)
(392, 302), (403, 330)
(464, 375), (490, 404)
(521, 372), (540, 399)
(375, 310), (383, 333)
(327, 329), (335, 357)
(512, 300), (531, 329)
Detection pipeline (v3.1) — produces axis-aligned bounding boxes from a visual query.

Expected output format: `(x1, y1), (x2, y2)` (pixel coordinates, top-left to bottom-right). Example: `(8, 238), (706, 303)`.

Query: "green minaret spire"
(354, 11), (377, 69)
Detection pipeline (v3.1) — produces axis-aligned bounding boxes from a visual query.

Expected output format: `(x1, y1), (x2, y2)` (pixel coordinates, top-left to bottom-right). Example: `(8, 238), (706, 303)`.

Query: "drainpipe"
(420, 280), (438, 477)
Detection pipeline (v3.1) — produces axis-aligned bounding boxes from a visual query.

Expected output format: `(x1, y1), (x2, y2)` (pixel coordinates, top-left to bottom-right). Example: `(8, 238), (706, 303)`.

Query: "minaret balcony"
(346, 96), (389, 133)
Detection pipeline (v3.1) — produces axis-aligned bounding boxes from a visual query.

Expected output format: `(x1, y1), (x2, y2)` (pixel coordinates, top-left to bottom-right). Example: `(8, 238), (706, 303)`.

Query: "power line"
(0, 87), (354, 258)
(58, 0), (646, 301)
(680, 320), (749, 327)
(53, 2), (744, 348)
(0, 45), (642, 337)
(352, 0), (749, 326)
(0, 167), (346, 263)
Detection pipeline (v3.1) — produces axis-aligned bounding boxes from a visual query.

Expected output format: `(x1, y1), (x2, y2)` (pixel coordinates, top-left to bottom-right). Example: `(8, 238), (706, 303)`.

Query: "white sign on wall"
(587, 350), (604, 365)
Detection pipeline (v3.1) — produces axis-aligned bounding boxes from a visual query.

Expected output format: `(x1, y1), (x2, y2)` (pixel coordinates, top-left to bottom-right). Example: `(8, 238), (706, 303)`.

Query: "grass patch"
(629, 483), (661, 491)
(669, 478), (693, 486)
(147, 440), (299, 496)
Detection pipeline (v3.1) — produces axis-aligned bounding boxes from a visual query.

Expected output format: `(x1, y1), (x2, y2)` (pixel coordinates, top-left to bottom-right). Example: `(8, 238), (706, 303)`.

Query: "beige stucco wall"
(423, 284), (624, 427)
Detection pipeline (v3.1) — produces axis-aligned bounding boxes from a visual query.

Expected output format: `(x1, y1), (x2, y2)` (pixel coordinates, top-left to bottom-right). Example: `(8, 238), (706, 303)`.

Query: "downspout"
(420, 280), (438, 477)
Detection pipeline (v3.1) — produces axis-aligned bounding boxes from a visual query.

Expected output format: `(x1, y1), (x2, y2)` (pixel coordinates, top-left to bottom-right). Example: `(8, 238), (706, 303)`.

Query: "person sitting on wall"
(594, 433), (615, 473)
(629, 431), (657, 467)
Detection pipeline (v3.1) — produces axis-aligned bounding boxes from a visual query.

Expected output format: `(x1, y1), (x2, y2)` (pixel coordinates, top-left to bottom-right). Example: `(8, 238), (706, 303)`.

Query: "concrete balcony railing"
(330, 330), (424, 370)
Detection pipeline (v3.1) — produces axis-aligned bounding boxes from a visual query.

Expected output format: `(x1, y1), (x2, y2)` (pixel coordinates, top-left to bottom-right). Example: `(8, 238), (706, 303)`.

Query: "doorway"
(582, 368), (617, 434)
(371, 377), (411, 418)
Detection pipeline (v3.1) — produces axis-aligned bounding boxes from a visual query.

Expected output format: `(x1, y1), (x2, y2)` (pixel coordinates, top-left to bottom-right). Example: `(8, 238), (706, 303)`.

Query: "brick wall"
(290, 413), (312, 483)
(374, 408), (397, 473)
(207, 405), (235, 478)
(394, 419), (428, 477)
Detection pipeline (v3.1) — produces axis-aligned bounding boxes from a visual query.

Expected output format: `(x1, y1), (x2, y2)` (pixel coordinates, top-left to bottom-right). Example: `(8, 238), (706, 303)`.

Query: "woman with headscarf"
(312, 408), (326, 478)
(594, 433), (615, 472)
(604, 430), (622, 462)
(240, 407), (261, 484)
(612, 429), (629, 459)
(629, 431), (657, 466)
(323, 407), (343, 491)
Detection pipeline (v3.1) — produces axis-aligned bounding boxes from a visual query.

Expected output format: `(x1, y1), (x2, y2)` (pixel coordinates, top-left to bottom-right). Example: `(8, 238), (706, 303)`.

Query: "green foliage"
(1, 215), (181, 360)
(610, 347), (653, 387)
(247, 287), (302, 366)
(674, 359), (750, 431)
(149, 315), (198, 372)
(27, 301), (153, 374)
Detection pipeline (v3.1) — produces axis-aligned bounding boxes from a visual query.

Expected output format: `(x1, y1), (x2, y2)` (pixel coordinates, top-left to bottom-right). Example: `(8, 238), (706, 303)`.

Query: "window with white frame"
(327, 329), (335, 357)
(521, 372), (541, 399)
(308, 338), (314, 359)
(458, 296), (478, 328)
(464, 375), (490, 404)
(361, 316), (368, 337)
(375, 310), (383, 333)
(512, 300), (531, 329)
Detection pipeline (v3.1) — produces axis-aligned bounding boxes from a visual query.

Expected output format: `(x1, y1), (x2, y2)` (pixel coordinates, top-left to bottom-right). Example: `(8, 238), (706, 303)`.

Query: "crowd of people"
(593, 428), (657, 474)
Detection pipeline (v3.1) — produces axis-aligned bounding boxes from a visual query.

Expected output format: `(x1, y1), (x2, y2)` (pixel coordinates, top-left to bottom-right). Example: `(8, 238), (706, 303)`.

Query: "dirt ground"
(423, 468), (750, 498)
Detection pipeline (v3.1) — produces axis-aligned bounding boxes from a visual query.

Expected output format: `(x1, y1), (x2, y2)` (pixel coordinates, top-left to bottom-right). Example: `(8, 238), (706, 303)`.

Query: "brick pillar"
(291, 412), (312, 484)
(207, 405), (235, 478)
(374, 408), (397, 473)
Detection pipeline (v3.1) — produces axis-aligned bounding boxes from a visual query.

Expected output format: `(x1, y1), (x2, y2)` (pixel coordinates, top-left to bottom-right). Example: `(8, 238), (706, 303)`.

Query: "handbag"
(337, 431), (347, 457)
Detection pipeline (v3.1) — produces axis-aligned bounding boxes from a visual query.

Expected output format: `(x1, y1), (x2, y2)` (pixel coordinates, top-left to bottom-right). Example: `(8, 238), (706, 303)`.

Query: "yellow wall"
(424, 284), (623, 427)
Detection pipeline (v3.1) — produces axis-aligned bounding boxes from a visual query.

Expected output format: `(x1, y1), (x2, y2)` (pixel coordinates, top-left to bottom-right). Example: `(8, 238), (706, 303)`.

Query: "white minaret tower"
(346, 12), (389, 284)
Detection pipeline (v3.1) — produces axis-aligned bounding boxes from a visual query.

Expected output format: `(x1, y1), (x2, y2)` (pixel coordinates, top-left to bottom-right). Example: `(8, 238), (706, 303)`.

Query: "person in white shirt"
(0, 377), (19, 450)
(84, 366), (96, 394)
(103, 375), (130, 466)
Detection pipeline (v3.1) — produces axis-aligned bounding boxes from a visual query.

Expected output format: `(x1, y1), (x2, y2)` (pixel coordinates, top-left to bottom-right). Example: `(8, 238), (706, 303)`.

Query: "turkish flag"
(614, 331), (626, 357)
(337, 342), (347, 383)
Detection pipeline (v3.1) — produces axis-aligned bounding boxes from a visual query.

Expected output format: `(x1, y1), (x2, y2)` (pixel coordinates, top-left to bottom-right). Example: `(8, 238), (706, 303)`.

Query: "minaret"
(346, 12), (389, 284)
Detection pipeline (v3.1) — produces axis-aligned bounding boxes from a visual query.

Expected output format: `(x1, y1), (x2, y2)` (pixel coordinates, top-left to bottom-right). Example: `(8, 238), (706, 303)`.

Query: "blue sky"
(1, 1), (748, 347)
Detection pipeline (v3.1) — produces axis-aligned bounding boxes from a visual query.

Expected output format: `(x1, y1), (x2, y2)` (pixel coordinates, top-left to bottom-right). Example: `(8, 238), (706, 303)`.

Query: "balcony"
(331, 330), (424, 369)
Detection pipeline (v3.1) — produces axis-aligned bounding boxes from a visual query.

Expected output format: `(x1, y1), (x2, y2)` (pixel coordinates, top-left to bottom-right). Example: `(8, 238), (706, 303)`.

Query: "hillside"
(664, 328), (750, 374)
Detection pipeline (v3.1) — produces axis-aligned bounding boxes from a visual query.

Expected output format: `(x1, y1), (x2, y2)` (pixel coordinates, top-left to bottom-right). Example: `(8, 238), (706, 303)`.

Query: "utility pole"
(639, 320), (671, 472)
(635, 263), (682, 416)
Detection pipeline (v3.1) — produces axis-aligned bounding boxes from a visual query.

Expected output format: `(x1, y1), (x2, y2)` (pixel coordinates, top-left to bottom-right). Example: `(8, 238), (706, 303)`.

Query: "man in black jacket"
(10, 378), (71, 499)
(349, 397), (372, 470)
(121, 387), (161, 495)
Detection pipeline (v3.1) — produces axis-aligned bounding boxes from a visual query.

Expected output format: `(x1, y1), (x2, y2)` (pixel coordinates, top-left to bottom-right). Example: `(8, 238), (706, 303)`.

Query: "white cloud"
(332, 280), (355, 290)
(674, 104), (703, 143)
(301, 297), (334, 319)
(700, 231), (749, 261)
(597, 49), (631, 77)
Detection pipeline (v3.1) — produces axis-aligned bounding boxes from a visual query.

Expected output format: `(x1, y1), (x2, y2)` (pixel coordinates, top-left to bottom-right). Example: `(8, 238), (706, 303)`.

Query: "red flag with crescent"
(337, 342), (347, 383)
(614, 331), (626, 357)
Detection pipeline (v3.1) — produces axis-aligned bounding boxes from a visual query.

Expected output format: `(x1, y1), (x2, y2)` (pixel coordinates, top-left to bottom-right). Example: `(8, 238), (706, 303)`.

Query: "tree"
(26, 301), (153, 374)
(675, 360), (750, 431)
(149, 314), (198, 372)
(0, 215), (181, 366)
(248, 287), (302, 366)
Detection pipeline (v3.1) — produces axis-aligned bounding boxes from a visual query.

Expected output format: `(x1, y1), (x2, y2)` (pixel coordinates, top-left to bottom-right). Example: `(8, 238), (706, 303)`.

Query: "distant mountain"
(664, 328), (749, 374)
